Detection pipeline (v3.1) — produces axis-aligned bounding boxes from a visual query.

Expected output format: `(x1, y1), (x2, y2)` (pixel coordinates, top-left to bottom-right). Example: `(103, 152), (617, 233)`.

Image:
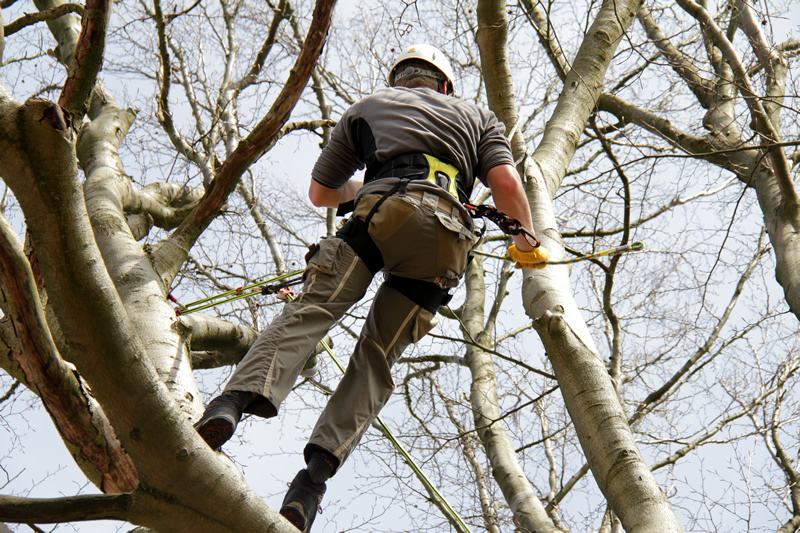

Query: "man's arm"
(486, 165), (536, 252)
(308, 179), (364, 209)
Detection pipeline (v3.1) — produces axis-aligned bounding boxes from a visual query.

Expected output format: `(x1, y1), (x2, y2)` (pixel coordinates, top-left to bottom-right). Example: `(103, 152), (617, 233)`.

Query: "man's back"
(312, 86), (513, 193)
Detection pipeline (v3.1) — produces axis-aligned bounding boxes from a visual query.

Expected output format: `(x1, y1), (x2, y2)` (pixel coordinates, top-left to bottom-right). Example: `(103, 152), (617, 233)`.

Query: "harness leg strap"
(384, 274), (452, 313)
(335, 218), (384, 275)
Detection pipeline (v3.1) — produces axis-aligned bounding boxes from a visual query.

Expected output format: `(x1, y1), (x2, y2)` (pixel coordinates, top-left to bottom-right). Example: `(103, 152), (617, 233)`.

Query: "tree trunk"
(477, 0), (683, 530)
(462, 256), (564, 532)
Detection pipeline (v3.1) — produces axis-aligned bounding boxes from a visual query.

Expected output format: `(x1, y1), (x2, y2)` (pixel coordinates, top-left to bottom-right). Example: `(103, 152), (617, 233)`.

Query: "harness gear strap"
(464, 203), (541, 249)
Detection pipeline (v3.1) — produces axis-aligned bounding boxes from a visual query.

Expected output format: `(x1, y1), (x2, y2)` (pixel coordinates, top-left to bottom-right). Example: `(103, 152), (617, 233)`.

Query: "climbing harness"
(471, 241), (645, 265)
(170, 269), (305, 315)
(464, 203), (542, 249)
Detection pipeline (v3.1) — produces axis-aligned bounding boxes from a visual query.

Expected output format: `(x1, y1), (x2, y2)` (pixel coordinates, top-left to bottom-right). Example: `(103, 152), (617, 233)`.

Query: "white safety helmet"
(388, 44), (455, 95)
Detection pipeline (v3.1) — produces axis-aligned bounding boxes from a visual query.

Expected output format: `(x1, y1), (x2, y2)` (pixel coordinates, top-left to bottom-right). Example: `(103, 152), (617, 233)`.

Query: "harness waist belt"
(367, 153), (466, 202)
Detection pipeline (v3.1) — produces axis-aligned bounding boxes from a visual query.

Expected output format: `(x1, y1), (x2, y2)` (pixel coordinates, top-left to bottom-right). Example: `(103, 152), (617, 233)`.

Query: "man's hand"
(507, 244), (549, 269)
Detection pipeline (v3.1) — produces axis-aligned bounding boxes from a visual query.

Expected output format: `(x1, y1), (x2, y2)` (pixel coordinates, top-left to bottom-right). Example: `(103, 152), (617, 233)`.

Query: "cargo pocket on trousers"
(434, 212), (478, 280)
(411, 308), (439, 343)
(354, 195), (417, 242)
(305, 237), (343, 277)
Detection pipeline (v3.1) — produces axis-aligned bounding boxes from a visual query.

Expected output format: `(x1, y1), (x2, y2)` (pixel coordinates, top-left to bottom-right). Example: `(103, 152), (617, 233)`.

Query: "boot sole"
(280, 503), (308, 531)
(195, 416), (235, 450)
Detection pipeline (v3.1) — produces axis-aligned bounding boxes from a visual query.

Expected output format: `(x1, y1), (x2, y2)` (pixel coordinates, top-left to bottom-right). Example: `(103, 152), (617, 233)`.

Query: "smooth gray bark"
(477, 0), (683, 530)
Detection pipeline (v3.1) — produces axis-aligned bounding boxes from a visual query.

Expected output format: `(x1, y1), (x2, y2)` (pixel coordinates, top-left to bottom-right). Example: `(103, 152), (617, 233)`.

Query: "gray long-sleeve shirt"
(311, 86), (514, 197)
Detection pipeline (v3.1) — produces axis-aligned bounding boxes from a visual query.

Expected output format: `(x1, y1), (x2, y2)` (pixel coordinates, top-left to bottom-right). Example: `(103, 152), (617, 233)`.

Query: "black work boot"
(194, 391), (251, 450)
(279, 469), (326, 532)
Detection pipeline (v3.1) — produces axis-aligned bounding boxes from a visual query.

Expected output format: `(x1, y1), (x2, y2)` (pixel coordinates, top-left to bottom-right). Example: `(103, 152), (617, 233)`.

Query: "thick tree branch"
(636, 4), (714, 107)
(0, 212), (138, 493)
(460, 250), (561, 532)
(181, 313), (258, 367)
(58, 0), (110, 121)
(497, 0), (684, 527)
(519, 0), (568, 82)
(737, 0), (788, 130)
(2, 92), (291, 533)
(526, 0), (645, 197)
(0, 493), (131, 523)
(129, 182), (203, 231)
(677, 0), (797, 212)
(597, 93), (732, 169)
(30, 0), (81, 67)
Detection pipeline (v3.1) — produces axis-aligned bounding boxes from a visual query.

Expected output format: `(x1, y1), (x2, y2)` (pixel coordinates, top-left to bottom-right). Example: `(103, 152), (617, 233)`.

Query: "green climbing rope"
(170, 242), (644, 314)
(171, 269), (304, 315)
(471, 241), (645, 265)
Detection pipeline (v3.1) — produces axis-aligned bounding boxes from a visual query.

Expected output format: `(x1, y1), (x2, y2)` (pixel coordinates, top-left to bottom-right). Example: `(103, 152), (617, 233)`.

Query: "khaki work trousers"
(226, 189), (477, 470)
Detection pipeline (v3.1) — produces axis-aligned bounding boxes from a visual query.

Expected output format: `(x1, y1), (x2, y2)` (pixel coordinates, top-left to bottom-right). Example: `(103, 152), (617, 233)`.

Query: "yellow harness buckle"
(423, 154), (460, 198)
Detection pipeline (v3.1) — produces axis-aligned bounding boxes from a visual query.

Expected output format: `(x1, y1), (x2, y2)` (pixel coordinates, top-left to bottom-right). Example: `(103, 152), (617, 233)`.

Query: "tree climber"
(194, 43), (548, 532)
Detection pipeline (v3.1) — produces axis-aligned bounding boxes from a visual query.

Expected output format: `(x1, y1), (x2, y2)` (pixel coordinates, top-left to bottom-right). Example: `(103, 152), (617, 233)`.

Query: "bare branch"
(434, 379), (501, 533)
(0, 379), (20, 403)
(149, 0), (204, 168)
(770, 365), (800, 533)
(636, 4), (714, 107)
(2, 3), (84, 38)
(163, 0), (336, 282)
(630, 230), (769, 426)
(676, 0), (797, 211)
(231, 0), (289, 93)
